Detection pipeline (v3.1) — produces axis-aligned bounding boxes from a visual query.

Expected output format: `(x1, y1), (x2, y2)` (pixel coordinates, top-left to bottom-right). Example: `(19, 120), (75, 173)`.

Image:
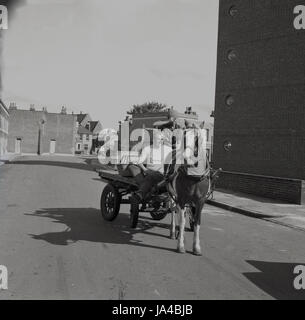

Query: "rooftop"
(0, 99), (9, 116)
(76, 113), (88, 124)
(77, 126), (92, 135)
(89, 121), (99, 131)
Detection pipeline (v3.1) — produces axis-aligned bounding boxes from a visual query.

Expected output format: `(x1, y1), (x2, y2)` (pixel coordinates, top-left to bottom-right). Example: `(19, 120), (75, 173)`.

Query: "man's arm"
(133, 146), (149, 172)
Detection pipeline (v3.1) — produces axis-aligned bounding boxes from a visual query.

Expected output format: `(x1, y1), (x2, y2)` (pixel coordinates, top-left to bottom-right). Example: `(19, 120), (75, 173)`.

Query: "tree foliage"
(127, 101), (168, 115)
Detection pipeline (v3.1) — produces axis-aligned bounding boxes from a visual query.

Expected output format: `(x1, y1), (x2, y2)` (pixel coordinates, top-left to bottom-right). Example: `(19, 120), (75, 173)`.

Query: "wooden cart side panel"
(97, 169), (138, 187)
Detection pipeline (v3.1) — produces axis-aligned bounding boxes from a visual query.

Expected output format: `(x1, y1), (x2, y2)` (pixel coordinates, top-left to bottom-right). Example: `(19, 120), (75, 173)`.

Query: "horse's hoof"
(177, 247), (186, 254)
(193, 248), (202, 256)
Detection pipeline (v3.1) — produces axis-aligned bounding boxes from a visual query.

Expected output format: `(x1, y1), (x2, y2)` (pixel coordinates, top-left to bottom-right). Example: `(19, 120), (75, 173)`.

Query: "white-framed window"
(0, 115), (8, 134)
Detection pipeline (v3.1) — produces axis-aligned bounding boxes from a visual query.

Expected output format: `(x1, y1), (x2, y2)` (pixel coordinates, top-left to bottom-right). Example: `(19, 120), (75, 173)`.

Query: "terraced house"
(75, 113), (102, 155)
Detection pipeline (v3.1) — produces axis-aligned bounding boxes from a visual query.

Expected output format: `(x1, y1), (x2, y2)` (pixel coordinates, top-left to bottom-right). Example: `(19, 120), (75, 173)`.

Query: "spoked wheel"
(150, 199), (171, 221)
(100, 184), (121, 221)
(150, 210), (168, 221)
(150, 201), (170, 221)
(186, 206), (195, 231)
(130, 200), (139, 228)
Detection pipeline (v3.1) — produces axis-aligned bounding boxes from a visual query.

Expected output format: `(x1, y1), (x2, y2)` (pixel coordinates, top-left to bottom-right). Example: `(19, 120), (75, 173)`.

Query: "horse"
(165, 122), (220, 256)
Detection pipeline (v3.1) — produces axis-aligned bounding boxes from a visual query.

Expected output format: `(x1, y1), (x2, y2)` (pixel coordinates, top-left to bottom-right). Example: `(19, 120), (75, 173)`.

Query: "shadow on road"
(7, 159), (111, 172)
(25, 208), (176, 253)
(243, 260), (305, 300)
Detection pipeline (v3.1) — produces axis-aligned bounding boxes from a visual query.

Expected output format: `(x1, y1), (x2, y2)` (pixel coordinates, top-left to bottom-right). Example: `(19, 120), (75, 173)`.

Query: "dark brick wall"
(214, 0), (305, 203)
(7, 109), (76, 154)
(214, 0), (305, 180)
(217, 171), (304, 204)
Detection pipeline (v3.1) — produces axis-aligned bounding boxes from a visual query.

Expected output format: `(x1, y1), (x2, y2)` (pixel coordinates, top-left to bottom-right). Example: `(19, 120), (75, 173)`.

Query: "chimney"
(185, 106), (192, 114)
(61, 106), (67, 114)
(9, 102), (17, 110)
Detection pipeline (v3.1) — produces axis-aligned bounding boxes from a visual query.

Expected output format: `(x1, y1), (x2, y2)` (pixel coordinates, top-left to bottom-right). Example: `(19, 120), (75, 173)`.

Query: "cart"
(97, 168), (174, 228)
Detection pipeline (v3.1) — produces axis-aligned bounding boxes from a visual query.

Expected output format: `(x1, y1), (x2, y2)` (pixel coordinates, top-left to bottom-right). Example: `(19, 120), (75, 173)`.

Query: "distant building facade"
(75, 113), (102, 154)
(75, 125), (93, 155)
(7, 104), (77, 155)
(0, 100), (9, 157)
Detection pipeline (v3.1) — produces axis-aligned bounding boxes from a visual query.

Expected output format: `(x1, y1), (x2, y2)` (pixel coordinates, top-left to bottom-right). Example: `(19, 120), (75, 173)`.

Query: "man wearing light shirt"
(132, 130), (172, 203)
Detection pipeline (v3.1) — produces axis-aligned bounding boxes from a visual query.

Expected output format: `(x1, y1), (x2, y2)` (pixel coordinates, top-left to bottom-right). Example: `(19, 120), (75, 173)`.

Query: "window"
(223, 141), (232, 152)
(206, 129), (210, 142)
(0, 115), (8, 133)
(207, 149), (210, 161)
(229, 5), (238, 17)
(225, 95), (234, 107)
(77, 143), (81, 150)
(84, 144), (88, 150)
(227, 49), (237, 61)
(86, 134), (90, 141)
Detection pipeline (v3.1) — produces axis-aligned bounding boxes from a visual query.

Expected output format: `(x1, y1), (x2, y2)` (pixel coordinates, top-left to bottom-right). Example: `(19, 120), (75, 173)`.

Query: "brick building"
(0, 100), (9, 157)
(7, 104), (77, 155)
(213, 0), (305, 204)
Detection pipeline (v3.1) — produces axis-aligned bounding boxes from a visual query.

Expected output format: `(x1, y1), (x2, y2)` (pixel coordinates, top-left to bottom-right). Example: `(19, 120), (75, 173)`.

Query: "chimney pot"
(9, 102), (17, 110)
(61, 106), (67, 114)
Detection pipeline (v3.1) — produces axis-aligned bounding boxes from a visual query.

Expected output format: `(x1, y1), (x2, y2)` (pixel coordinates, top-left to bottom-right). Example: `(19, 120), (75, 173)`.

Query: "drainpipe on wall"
(37, 119), (45, 155)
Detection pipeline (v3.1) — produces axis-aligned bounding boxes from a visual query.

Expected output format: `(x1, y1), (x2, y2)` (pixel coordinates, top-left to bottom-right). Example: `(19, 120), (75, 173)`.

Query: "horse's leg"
(170, 206), (176, 240)
(177, 204), (186, 253)
(193, 200), (204, 256)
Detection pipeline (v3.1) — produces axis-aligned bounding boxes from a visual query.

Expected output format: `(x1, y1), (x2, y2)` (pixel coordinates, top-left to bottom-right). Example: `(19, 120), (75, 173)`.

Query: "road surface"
(0, 155), (304, 300)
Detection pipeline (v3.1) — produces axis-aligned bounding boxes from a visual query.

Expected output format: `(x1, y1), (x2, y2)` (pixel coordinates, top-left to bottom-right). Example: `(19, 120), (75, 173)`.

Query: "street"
(0, 155), (304, 300)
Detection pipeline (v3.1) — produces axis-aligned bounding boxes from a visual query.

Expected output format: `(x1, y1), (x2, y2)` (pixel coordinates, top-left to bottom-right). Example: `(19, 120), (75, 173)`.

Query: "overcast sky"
(2, 0), (219, 128)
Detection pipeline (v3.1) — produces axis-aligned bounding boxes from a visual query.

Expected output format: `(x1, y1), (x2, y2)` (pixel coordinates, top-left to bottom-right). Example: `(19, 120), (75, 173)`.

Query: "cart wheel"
(130, 201), (139, 228)
(100, 184), (121, 221)
(186, 206), (195, 232)
(150, 210), (168, 221)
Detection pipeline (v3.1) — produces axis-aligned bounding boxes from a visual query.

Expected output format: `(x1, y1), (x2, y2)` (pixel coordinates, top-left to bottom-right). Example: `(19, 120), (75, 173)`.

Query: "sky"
(1, 0), (219, 129)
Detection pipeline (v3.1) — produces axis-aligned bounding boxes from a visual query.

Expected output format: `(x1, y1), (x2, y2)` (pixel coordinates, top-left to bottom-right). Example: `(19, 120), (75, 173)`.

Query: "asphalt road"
(0, 155), (304, 300)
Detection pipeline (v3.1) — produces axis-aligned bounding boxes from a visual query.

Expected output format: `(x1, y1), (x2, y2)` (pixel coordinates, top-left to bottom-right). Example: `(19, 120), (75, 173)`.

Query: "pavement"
(0, 153), (19, 166)
(208, 190), (305, 232)
(0, 155), (305, 300)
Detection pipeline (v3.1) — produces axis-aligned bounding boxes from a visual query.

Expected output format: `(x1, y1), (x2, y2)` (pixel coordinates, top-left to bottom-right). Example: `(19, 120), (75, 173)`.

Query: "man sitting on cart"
(130, 127), (173, 204)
